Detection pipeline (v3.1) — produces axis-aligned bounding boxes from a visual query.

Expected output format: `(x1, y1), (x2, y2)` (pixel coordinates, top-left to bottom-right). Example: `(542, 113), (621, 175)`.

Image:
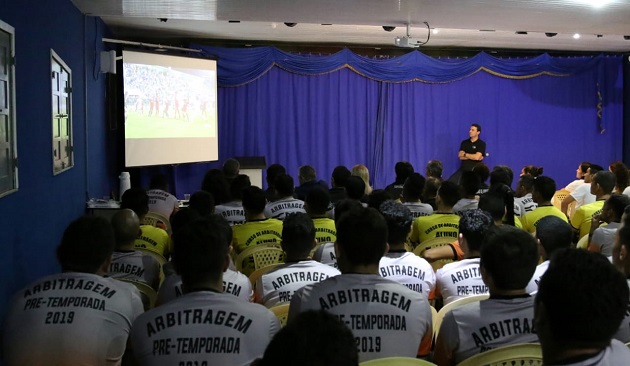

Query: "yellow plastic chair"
(235, 245), (285, 276)
(248, 263), (283, 287)
(434, 294), (489, 339)
(430, 306), (438, 334)
(576, 234), (589, 249)
(552, 189), (570, 211)
(143, 211), (172, 235)
(456, 343), (542, 366)
(360, 357), (437, 365)
(269, 303), (290, 327)
(413, 237), (457, 272)
(117, 278), (158, 310)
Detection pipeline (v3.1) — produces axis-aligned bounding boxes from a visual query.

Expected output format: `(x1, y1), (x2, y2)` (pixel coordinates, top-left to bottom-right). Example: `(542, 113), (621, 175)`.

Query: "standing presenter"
(449, 123), (486, 184)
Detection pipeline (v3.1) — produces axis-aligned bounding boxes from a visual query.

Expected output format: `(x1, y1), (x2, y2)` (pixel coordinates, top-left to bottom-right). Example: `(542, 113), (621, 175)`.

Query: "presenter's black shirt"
(459, 138), (486, 171)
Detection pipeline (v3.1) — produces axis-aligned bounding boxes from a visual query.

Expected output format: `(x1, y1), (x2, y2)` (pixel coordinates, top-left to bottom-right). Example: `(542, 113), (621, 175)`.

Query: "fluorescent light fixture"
(573, 33), (581, 39)
(571, 0), (615, 8)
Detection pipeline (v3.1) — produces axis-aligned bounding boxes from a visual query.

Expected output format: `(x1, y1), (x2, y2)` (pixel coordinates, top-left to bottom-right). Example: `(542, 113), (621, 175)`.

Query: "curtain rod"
(102, 38), (202, 53)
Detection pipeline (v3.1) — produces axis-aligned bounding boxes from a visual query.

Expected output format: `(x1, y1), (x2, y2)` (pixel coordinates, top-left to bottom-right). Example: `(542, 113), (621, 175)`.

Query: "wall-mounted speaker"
(100, 50), (117, 74)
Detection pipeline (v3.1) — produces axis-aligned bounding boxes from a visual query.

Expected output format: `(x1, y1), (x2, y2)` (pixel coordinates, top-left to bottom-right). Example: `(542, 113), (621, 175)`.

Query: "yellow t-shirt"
(521, 206), (568, 233)
(571, 200), (605, 239)
(409, 213), (460, 245)
(312, 217), (337, 244)
(134, 225), (171, 259)
(232, 218), (284, 254)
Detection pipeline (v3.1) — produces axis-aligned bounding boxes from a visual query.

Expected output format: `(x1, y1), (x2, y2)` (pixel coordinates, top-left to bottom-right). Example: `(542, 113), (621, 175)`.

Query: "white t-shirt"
(548, 340), (630, 366)
(263, 197), (306, 220)
(591, 222), (620, 257)
(214, 201), (246, 226)
(312, 242), (338, 269)
(147, 189), (179, 219)
(514, 193), (538, 217)
(379, 252), (436, 298)
(2, 272), (144, 366)
(403, 202), (434, 218)
(289, 273), (432, 362)
(131, 291), (280, 366)
(525, 260), (550, 294)
(109, 250), (162, 289)
(614, 280), (630, 343)
(565, 179), (586, 193)
(438, 296), (537, 364)
(255, 260), (340, 307)
(623, 186), (630, 197)
(571, 184), (596, 210)
(157, 269), (253, 305)
(453, 198), (479, 214)
(436, 258), (488, 305)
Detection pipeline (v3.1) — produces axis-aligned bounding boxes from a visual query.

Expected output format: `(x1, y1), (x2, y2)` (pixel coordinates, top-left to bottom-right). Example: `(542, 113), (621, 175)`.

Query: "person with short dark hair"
(254, 310), (359, 366)
(131, 215), (280, 366)
(200, 168), (231, 205)
(537, 249), (630, 365)
(521, 176), (568, 233)
(295, 165), (328, 201)
(188, 190), (214, 216)
(587, 194), (630, 256)
(265, 163), (286, 202)
(121, 187), (172, 259)
(453, 171), (480, 213)
(378, 201), (436, 297)
(385, 161), (414, 199)
(409, 180), (461, 245)
(147, 173), (179, 219)
(222, 157), (240, 184)
(263, 174), (305, 220)
(329, 165), (351, 204)
(562, 164), (603, 216)
(434, 225), (539, 365)
(344, 175), (367, 203)
(305, 188), (336, 245)
(514, 175), (538, 216)
(367, 189), (392, 210)
(472, 163), (490, 194)
(426, 160), (443, 180)
(214, 174), (251, 226)
(571, 170), (615, 239)
(2, 216), (143, 366)
(401, 173), (433, 218)
(313, 199), (362, 269)
(524, 216), (572, 294)
(289, 207), (433, 362)
(448, 124), (486, 184)
(255, 213), (340, 307)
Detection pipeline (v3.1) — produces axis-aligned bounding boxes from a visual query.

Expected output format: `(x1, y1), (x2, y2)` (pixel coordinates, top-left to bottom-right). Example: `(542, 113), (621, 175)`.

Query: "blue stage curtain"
(163, 47), (622, 195)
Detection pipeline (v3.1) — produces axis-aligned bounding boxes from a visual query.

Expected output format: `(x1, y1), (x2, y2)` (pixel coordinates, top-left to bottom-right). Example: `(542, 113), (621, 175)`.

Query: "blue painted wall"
(0, 0), (113, 320)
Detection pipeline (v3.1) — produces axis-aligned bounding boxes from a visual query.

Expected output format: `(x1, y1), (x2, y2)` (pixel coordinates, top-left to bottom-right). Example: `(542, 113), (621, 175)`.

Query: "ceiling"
(71, 0), (630, 53)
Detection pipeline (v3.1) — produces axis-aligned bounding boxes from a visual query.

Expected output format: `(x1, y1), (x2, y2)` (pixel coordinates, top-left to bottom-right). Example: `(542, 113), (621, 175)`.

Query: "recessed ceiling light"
(573, 33), (581, 39)
(432, 28), (439, 34)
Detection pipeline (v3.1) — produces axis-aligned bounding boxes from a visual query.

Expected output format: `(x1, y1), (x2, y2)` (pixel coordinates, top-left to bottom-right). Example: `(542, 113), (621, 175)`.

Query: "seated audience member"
(313, 199), (363, 269)
(536, 249), (630, 365)
(479, 190), (520, 228)
(409, 180), (461, 246)
(121, 187), (171, 259)
(453, 171), (480, 213)
(351, 164), (373, 197)
(524, 216), (572, 294)
(426, 159), (444, 181)
(492, 165), (515, 189)
(222, 157), (240, 185)
(214, 174), (251, 226)
(2, 216), (143, 366)
(401, 173), (433, 218)
(264, 163), (286, 202)
(434, 225), (539, 365)
(344, 175), (368, 207)
(254, 310), (358, 366)
(109, 209), (161, 291)
(571, 170), (615, 240)
(295, 165), (328, 201)
(514, 175), (538, 216)
(588, 194), (630, 256)
(521, 176), (568, 233)
(385, 161), (414, 200)
(609, 161), (629, 194)
(378, 201), (435, 297)
(367, 189), (392, 210)
(200, 168), (231, 205)
(255, 213), (340, 307)
(157, 212), (252, 305)
(289, 207), (432, 362)
(520, 165), (544, 177)
(613, 206), (630, 342)
(422, 176), (441, 210)
(561, 164), (602, 216)
(488, 169), (517, 215)
(188, 190), (214, 216)
(564, 161), (590, 192)
(329, 165), (351, 204)
(472, 163), (490, 195)
(146, 173), (179, 219)
(305, 188), (337, 244)
(435, 210), (493, 305)
(264, 174), (305, 220)
(131, 215), (279, 366)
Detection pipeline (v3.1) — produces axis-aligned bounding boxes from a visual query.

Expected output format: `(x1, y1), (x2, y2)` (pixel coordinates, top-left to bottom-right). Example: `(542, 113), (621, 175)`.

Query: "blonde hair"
(352, 164), (372, 195)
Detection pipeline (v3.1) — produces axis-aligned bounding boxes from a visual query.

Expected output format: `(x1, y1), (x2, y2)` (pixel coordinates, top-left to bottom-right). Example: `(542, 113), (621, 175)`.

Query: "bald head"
(111, 209), (140, 249)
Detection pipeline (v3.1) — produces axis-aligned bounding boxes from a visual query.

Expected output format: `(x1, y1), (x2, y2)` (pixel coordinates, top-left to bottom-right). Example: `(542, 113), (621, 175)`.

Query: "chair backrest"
(576, 234), (589, 249)
(434, 294), (489, 339)
(566, 200), (577, 219)
(135, 248), (167, 266)
(235, 245), (285, 275)
(117, 278), (158, 311)
(430, 306), (438, 334)
(269, 303), (290, 327)
(360, 357), (437, 365)
(413, 237), (457, 257)
(249, 263), (282, 287)
(552, 190), (570, 211)
(455, 343), (543, 366)
(143, 211), (172, 235)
